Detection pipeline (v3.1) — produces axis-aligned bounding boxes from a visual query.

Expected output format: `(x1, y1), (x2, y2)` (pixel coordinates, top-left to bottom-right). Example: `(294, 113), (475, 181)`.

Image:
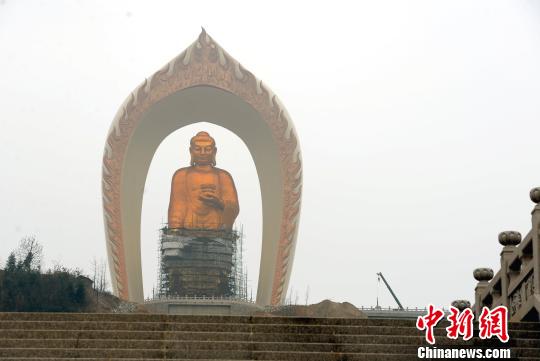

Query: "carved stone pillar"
(451, 299), (471, 312)
(530, 187), (540, 297)
(499, 231), (521, 309)
(473, 268), (494, 316)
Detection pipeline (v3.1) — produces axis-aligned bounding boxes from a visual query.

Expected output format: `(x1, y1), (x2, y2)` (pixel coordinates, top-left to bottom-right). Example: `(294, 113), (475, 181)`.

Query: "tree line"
(0, 237), (89, 312)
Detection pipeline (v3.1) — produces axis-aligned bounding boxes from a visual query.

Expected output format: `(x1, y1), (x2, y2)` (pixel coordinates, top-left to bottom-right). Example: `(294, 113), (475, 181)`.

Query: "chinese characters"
(416, 305), (509, 344)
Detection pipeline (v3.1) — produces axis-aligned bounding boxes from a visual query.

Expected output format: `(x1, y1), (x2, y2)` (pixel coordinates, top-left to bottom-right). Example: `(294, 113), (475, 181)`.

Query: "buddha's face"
(190, 139), (216, 166)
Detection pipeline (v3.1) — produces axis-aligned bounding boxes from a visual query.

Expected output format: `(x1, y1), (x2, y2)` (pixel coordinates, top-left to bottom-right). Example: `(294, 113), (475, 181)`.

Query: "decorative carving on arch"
(102, 29), (302, 305)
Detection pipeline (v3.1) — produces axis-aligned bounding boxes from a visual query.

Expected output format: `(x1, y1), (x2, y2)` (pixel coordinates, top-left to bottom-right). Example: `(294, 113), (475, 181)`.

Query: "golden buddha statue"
(168, 131), (239, 230)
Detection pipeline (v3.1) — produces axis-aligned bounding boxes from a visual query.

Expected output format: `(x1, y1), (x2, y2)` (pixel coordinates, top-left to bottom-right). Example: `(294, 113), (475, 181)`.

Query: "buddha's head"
(190, 131), (217, 166)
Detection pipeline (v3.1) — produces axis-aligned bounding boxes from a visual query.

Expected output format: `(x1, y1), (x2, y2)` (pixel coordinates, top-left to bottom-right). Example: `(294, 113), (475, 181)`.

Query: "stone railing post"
(473, 268), (494, 316)
(530, 187), (540, 297)
(451, 299), (471, 312)
(498, 231), (521, 309)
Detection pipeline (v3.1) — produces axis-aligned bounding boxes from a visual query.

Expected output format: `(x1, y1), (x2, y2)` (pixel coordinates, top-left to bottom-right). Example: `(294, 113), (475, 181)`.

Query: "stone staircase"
(0, 313), (538, 360)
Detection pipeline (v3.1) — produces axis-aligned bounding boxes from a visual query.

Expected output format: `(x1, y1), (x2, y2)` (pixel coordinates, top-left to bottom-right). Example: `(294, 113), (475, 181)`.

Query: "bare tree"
(90, 257), (109, 309)
(286, 287), (293, 306)
(98, 259), (109, 292)
(15, 236), (42, 270)
(91, 258), (109, 293)
(91, 258), (97, 291)
(304, 285), (310, 306)
(98, 259), (109, 293)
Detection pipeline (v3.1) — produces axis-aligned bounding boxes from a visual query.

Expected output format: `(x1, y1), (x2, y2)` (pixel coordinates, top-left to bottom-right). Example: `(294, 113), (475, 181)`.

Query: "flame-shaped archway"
(102, 30), (302, 305)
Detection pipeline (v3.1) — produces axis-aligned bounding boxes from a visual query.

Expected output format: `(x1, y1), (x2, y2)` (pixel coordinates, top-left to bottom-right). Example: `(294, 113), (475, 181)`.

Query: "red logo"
(416, 304), (445, 344)
(416, 305), (509, 344)
(478, 306), (509, 342)
(446, 306), (474, 340)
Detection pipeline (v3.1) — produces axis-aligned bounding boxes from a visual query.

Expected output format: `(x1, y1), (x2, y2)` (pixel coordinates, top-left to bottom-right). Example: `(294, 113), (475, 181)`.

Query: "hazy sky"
(1, 0), (539, 309)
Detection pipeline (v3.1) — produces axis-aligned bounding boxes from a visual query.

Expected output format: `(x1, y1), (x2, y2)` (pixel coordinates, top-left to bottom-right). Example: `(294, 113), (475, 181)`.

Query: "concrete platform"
(142, 297), (263, 315)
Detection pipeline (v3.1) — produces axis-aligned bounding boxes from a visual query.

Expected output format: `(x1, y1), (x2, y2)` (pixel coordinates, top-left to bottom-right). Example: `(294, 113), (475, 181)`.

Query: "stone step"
(0, 358), (520, 361)
(0, 339), (478, 352)
(0, 356), (274, 361)
(0, 313), (417, 326)
(1, 321), (538, 340)
(0, 313), (536, 330)
(0, 313), (536, 360)
(0, 359), (429, 361)
(4, 331), (538, 348)
(0, 356), (431, 361)
(0, 330), (481, 345)
(0, 358), (533, 361)
(0, 321), (430, 335)
(0, 348), (534, 360)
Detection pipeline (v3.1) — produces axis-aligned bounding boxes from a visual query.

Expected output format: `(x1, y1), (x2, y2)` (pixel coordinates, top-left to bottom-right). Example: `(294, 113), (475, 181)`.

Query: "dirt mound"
(308, 299), (367, 318)
(258, 299), (367, 318)
(84, 287), (148, 313)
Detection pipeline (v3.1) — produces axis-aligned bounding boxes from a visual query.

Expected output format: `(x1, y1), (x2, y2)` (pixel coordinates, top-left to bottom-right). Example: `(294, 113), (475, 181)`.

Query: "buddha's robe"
(168, 166), (239, 230)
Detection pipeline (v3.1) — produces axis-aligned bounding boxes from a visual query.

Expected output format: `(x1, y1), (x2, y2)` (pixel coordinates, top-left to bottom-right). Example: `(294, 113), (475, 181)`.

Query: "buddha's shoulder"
(172, 167), (190, 178)
(214, 167), (233, 178)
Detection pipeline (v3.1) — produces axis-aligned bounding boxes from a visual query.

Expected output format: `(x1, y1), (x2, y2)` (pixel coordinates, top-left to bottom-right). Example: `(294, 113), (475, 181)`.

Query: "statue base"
(158, 227), (245, 299)
(143, 296), (262, 316)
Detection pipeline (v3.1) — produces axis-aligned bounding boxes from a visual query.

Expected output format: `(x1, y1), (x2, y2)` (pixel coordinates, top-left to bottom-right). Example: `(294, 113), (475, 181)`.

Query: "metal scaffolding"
(156, 225), (247, 300)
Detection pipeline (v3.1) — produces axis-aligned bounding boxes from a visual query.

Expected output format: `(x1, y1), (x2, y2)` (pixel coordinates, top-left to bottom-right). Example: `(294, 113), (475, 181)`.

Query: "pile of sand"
(258, 299), (367, 318)
(307, 299), (367, 318)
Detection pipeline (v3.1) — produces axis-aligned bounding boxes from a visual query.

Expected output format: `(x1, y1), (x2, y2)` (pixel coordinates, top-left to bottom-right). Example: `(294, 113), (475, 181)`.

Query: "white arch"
(102, 31), (302, 305)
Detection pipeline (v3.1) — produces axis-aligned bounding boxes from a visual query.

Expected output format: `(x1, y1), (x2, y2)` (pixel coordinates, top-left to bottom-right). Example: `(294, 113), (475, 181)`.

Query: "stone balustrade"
(473, 187), (540, 321)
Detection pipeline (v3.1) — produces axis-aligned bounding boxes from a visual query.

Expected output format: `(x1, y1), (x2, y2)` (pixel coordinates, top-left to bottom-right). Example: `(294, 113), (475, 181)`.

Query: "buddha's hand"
(199, 189), (224, 210)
